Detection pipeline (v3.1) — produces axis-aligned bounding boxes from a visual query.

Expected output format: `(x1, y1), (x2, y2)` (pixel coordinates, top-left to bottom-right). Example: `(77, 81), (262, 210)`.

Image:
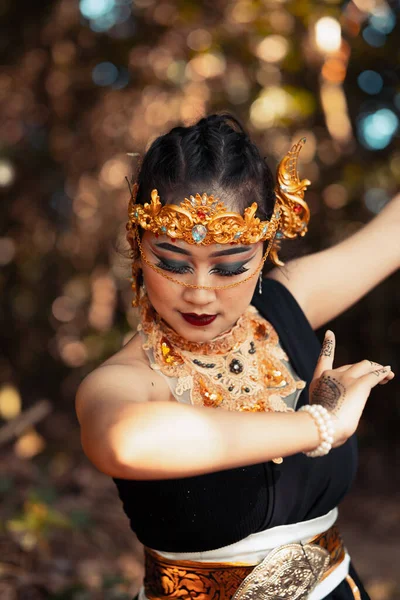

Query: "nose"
(181, 283), (217, 307)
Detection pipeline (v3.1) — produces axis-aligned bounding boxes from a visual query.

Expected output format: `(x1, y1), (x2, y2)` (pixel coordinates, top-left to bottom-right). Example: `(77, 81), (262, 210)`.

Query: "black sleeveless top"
(113, 279), (358, 552)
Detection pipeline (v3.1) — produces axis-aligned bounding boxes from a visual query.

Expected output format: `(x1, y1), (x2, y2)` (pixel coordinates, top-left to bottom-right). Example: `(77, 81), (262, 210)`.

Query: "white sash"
(138, 508), (350, 600)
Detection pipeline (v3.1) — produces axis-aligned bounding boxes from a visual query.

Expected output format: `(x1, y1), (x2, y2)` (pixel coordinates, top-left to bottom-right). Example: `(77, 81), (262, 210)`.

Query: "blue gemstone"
(261, 224), (268, 236)
(161, 226), (167, 233)
(134, 210), (139, 218)
(192, 224), (207, 243)
(276, 210), (281, 217)
(276, 231), (283, 239)
(234, 231), (242, 239)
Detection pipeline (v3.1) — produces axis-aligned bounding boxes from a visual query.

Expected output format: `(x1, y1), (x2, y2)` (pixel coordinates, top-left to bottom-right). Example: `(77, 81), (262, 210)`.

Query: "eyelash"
(155, 261), (249, 277)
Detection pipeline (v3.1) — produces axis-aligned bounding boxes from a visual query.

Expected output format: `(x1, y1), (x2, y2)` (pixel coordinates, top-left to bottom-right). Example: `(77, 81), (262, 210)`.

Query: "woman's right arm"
(76, 333), (393, 481)
(75, 363), (321, 480)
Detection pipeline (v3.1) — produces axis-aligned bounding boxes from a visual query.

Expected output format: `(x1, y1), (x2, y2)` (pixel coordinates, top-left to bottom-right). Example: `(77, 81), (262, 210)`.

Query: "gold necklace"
(138, 294), (306, 464)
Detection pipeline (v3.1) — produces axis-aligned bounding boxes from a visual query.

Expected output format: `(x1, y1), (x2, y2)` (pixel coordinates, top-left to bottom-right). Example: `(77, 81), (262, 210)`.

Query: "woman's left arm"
(266, 193), (400, 330)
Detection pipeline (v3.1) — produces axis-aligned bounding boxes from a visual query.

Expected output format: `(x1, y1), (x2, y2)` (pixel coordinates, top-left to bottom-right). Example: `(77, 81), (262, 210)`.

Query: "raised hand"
(309, 330), (395, 447)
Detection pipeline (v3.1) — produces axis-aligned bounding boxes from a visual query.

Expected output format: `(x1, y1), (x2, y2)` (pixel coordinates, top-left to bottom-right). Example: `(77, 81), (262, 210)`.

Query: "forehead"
(143, 232), (259, 258)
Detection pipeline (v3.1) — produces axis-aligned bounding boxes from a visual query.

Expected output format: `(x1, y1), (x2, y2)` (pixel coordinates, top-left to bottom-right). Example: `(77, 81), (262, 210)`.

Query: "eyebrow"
(153, 242), (253, 258)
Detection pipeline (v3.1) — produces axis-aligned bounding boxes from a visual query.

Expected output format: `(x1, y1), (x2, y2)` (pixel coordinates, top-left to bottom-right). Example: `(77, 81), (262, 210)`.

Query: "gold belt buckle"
(231, 543), (330, 600)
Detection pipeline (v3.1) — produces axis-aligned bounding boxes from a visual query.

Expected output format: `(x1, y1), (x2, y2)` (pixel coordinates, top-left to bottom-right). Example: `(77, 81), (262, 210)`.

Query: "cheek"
(142, 267), (177, 308)
(222, 279), (257, 313)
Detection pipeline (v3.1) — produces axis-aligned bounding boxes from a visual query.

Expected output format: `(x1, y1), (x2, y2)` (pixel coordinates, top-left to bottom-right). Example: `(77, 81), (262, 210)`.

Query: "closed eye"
(153, 255), (255, 277)
(154, 259), (192, 275)
(210, 265), (249, 277)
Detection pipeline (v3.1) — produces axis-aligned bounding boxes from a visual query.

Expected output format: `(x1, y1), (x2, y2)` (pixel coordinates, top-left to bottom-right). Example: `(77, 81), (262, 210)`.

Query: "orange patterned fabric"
(144, 524), (345, 600)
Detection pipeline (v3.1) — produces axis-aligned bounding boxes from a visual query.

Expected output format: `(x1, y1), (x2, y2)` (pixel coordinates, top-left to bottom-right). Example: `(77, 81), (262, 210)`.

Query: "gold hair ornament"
(269, 137), (311, 266)
(128, 188), (281, 246)
(125, 138), (310, 305)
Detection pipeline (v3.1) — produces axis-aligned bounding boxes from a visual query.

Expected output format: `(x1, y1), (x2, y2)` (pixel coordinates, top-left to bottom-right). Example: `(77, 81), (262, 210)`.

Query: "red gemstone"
(294, 205), (302, 213)
(171, 237), (176, 242)
(197, 210), (206, 220)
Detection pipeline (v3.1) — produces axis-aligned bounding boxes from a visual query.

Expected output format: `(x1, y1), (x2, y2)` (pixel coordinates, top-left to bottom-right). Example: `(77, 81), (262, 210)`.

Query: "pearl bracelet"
(298, 404), (335, 458)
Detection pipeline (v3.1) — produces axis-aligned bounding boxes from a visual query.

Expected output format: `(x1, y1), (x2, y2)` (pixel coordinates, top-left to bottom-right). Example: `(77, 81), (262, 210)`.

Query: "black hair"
(135, 112), (276, 222)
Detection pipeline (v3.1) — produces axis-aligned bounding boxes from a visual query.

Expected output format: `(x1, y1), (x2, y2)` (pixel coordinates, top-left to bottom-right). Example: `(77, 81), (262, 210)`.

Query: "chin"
(181, 329), (220, 343)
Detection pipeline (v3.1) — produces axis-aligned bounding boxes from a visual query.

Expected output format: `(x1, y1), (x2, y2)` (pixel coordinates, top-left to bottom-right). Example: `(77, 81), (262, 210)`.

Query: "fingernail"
(325, 330), (332, 336)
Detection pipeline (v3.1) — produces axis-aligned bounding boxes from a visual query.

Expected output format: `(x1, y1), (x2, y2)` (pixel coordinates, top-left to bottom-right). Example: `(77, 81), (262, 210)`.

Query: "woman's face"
(139, 232), (264, 342)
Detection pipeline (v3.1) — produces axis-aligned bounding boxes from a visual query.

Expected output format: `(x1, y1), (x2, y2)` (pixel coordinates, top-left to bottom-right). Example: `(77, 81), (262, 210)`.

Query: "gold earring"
(130, 262), (142, 307)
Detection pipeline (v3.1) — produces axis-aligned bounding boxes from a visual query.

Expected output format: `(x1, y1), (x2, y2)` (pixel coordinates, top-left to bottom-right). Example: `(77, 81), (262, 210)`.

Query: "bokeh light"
(80, 0), (114, 20)
(0, 159), (16, 186)
(92, 62), (119, 86)
(255, 35), (289, 63)
(0, 237), (16, 265)
(99, 155), (131, 189)
(52, 296), (77, 323)
(320, 83), (352, 143)
(0, 384), (21, 420)
(357, 70), (383, 95)
(369, 7), (396, 34)
(357, 108), (399, 150)
(250, 87), (292, 128)
(362, 26), (386, 47)
(323, 183), (349, 209)
(315, 17), (342, 53)
(186, 53), (226, 80)
(187, 29), (212, 51)
(79, 0), (132, 32)
(14, 427), (46, 459)
(364, 187), (390, 213)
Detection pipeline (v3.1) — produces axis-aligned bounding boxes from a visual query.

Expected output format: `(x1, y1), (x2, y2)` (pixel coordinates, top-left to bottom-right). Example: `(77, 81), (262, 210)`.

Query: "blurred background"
(1, 0), (400, 598)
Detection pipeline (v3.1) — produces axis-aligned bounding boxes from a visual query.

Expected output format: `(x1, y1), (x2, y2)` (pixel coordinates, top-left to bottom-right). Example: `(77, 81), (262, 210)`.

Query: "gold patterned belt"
(143, 525), (361, 600)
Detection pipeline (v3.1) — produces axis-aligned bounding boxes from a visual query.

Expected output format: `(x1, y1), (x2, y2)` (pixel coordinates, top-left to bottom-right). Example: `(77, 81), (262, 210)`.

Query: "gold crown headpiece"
(126, 137), (311, 267)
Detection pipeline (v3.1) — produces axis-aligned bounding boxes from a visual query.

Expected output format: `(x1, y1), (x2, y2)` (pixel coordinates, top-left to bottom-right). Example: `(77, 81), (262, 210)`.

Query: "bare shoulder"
(75, 332), (171, 424)
(75, 333), (174, 476)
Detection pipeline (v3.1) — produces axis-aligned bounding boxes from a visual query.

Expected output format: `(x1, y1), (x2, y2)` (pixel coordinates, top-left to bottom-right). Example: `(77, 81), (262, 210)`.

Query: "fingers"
(346, 359), (389, 378)
(335, 360), (381, 373)
(314, 330), (335, 379)
(360, 365), (393, 388)
(334, 361), (394, 386)
(379, 371), (395, 385)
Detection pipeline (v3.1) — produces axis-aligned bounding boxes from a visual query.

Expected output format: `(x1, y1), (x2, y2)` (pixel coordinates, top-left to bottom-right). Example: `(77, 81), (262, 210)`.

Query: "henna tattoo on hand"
(319, 339), (334, 358)
(372, 367), (389, 376)
(311, 375), (346, 413)
(369, 360), (381, 368)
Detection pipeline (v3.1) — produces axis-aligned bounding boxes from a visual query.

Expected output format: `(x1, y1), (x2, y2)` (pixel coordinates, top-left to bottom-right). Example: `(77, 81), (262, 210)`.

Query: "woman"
(75, 113), (396, 600)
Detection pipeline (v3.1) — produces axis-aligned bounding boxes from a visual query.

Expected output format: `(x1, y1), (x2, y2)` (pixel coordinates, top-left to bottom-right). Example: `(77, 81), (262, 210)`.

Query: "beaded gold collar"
(137, 293), (306, 417)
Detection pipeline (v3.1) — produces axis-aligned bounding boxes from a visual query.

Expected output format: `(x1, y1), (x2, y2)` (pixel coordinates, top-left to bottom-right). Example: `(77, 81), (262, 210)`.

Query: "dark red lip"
(181, 313), (217, 327)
